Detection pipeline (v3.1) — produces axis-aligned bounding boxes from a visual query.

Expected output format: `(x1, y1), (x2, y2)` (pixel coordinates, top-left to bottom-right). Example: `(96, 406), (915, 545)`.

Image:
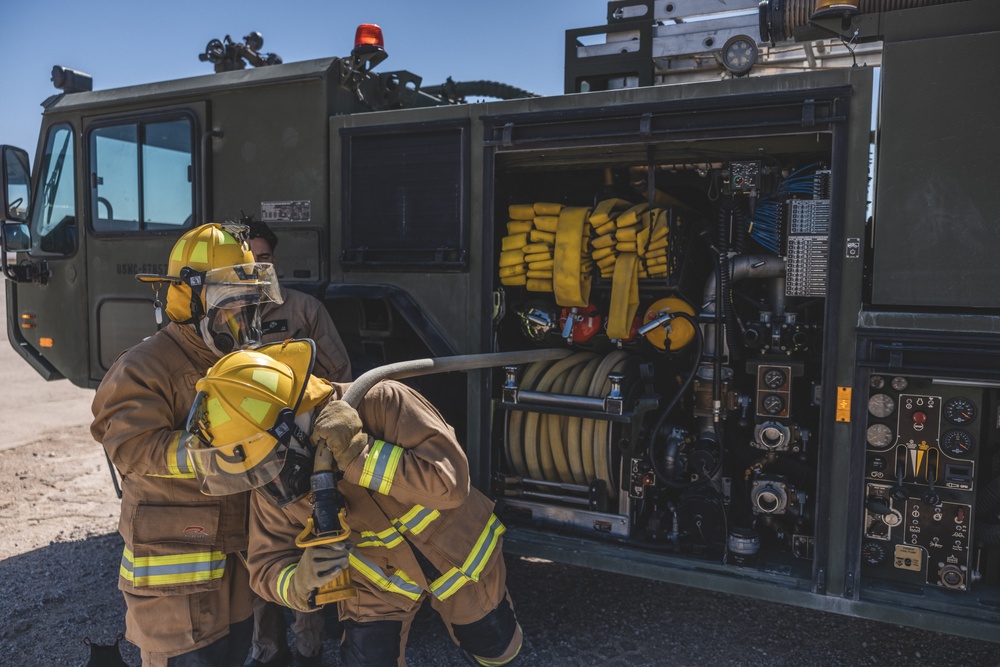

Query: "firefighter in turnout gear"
(247, 218), (352, 384)
(245, 218), (351, 667)
(91, 223), (282, 666)
(185, 340), (523, 667)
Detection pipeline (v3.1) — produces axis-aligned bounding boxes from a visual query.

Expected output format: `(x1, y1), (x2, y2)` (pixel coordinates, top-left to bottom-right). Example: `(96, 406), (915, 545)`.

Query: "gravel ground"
(2, 434), (1000, 667)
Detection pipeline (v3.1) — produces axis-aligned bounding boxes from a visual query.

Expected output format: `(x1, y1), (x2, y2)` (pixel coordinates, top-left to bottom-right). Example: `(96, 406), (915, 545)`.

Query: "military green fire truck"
(3, 0), (999, 643)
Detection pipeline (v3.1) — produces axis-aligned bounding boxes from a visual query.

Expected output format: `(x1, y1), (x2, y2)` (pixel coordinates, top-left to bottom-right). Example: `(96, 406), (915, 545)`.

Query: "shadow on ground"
(2, 533), (999, 667)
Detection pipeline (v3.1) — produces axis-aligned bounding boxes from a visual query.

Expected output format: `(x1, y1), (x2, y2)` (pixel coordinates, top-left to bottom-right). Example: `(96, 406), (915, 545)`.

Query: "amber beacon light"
(354, 24), (385, 53)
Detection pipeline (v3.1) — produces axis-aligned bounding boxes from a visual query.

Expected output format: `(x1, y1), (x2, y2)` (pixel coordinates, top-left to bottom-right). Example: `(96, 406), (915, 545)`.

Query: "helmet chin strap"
(260, 409), (317, 507)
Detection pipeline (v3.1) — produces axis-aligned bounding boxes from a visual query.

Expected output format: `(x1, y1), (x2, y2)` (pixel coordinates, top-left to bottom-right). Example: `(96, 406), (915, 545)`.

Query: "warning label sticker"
(261, 201), (311, 223)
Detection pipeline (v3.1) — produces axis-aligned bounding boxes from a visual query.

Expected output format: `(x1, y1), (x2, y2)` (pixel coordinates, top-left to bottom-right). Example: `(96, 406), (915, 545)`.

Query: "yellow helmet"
(185, 339), (333, 496)
(138, 223), (283, 355)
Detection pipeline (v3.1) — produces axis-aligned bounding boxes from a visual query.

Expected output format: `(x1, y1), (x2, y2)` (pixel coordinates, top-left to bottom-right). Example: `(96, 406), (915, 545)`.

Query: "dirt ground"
(2, 285), (999, 667)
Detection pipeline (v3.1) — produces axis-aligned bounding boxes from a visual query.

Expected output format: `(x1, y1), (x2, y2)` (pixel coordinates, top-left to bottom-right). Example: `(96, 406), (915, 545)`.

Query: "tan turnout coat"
(91, 323), (253, 656)
(248, 380), (507, 625)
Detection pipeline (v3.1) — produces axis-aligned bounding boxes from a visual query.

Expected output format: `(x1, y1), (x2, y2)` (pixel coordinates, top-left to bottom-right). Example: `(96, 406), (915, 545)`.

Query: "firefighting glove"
(288, 543), (350, 611)
(313, 400), (368, 470)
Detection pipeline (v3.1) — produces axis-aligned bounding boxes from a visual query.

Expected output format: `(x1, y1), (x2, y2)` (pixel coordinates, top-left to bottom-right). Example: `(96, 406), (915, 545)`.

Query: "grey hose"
(341, 348), (572, 408)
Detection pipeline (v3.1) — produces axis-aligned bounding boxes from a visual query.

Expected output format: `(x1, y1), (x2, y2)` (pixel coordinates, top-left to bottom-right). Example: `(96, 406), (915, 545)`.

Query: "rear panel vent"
(341, 121), (470, 271)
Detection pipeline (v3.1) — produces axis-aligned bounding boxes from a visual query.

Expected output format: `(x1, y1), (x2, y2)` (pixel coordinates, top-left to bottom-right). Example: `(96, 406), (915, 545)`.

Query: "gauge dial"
(862, 539), (889, 566)
(762, 394), (785, 415)
(868, 393), (896, 419)
(866, 424), (894, 450)
(870, 375), (885, 390)
(940, 429), (975, 457)
(891, 376), (909, 391)
(763, 368), (787, 389)
(944, 397), (977, 425)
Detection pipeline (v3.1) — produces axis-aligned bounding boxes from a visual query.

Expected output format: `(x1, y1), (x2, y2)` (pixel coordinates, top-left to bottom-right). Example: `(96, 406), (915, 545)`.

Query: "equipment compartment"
(485, 97), (844, 587)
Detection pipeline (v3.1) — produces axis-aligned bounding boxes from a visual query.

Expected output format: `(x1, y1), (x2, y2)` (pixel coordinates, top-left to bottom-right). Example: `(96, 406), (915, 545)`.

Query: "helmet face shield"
(183, 340), (322, 497)
(186, 390), (288, 496)
(201, 263), (281, 354)
(203, 262), (282, 309)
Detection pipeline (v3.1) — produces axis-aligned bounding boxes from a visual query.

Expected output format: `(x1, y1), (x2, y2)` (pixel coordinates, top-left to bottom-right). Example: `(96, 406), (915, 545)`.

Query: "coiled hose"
(420, 79), (539, 103)
(762, 0), (972, 42)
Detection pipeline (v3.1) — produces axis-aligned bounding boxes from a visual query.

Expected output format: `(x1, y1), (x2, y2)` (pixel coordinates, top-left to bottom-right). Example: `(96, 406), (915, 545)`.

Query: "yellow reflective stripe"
(276, 563), (297, 607)
(119, 546), (225, 587)
(359, 440), (403, 495)
(393, 505), (440, 536)
(470, 647), (521, 667)
(356, 526), (405, 549)
(348, 552), (422, 601)
(430, 514), (505, 600)
(151, 432), (195, 479)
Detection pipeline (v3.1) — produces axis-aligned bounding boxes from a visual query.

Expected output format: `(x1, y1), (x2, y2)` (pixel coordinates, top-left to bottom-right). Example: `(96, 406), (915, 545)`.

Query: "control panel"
(861, 374), (988, 591)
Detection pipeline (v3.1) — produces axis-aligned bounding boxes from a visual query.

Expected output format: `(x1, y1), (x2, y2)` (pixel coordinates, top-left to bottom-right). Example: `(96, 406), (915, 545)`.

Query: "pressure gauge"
(862, 540), (889, 566)
(891, 376), (909, 391)
(870, 375), (885, 390)
(940, 429), (975, 457)
(944, 397), (977, 425)
(868, 393), (895, 419)
(763, 368), (787, 389)
(762, 394), (785, 415)
(866, 424), (894, 450)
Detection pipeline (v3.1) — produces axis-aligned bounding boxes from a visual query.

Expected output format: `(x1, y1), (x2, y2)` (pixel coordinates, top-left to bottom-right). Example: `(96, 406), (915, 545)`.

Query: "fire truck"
(3, 0), (999, 643)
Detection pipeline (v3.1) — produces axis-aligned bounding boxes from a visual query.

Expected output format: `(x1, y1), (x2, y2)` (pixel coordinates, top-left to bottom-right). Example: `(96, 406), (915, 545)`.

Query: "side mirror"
(1, 145), (31, 223)
(3, 221), (30, 252)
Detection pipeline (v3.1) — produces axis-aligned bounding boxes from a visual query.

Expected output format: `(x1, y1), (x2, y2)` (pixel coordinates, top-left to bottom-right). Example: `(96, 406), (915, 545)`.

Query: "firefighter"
(184, 340), (523, 667)
(247, 218), (352, 383)
(244, 218), (352, 667)
(91, 223), (282, 667)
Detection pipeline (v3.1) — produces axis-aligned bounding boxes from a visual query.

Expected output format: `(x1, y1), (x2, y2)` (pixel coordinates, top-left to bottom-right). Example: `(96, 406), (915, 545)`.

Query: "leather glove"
(313, 400), (368, 470)
(288, 542), (351, 611)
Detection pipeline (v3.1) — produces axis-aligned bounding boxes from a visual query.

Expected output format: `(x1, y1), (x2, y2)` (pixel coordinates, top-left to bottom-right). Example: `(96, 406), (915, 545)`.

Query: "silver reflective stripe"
(356, 526), (405, 549)
(119, 547), (226, 587)
(359, 440), (402, 494)
(429, 514), (505, 600)
(348, 552), (423, 601)
(392, 505), (440, 536)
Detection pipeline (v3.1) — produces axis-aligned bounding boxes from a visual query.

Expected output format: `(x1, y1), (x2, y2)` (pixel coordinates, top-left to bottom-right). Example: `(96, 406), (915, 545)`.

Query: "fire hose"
(296, 347), (572, 606)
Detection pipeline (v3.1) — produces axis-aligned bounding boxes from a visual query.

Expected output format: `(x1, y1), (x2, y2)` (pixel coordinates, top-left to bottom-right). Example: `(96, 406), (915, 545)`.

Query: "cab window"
(89, 116), (194, 233)
(30, 124), (77, 256)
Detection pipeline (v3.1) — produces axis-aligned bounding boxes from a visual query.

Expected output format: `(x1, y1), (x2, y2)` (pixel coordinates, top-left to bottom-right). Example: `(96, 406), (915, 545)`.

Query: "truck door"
(7, 103), (207, 388)
(8, 121), (90, 385)
(82, 105), (206, 386)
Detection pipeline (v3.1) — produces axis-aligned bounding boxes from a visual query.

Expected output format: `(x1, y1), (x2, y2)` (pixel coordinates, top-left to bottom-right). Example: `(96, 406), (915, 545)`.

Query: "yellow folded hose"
(509, 204), (535, 220)
(553, 207), (592, 308)
(607, 253), (640, 340)
(534, 202), (563, 216)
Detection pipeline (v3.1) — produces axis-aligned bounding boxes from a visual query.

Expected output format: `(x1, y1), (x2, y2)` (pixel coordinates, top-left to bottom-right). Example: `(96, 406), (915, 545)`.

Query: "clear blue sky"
(3, 0), (605, 163)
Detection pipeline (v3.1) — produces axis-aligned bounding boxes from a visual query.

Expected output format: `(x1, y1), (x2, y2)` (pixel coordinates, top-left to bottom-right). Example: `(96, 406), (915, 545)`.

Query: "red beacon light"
(352, 23), (387, 69)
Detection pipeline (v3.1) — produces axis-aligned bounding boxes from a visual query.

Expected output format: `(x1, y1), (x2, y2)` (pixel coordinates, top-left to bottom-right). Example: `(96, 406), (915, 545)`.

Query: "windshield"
(29, 124), (76, 256)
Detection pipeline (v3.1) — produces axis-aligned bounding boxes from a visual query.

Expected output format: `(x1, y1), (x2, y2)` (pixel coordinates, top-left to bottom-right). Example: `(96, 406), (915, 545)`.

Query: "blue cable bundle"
(747, 163), (821, 253)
